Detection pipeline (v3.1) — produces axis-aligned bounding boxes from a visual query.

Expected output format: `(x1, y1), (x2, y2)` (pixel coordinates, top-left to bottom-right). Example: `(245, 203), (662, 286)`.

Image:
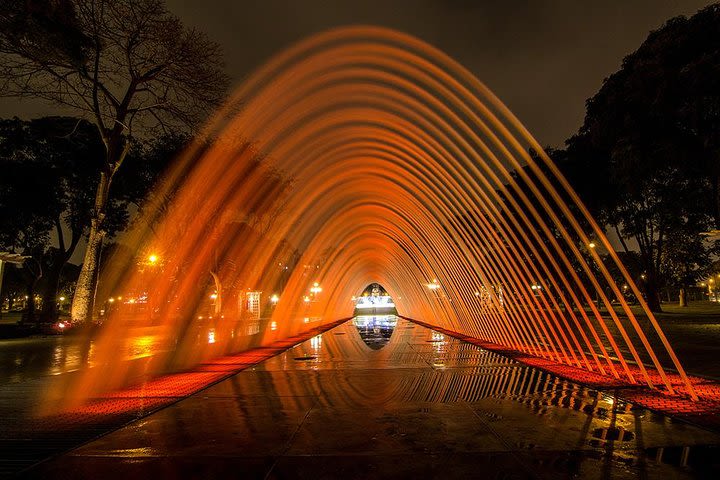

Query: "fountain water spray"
(52, 26), (696, 407)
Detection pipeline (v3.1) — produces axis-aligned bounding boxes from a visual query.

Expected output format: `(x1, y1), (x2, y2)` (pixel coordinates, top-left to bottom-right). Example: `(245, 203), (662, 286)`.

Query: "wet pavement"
(18, 316), (720, 479)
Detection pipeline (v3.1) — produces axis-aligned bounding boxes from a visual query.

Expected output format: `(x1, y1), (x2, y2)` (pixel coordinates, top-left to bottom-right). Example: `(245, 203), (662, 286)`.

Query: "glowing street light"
(147, 254), (159, 265)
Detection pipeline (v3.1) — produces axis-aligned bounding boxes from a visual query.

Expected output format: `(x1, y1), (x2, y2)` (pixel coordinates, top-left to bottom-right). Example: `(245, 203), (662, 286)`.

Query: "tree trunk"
(71, 163), (109, 325)
(24, 282), (37, 324)
(679, 288), (687, 307)
(712, 172), (720, 229)
(644, 280), (663, 313)
(71, 130), (129, 323)
(38, 256), (64, 323)
(71, 221), (104, 323)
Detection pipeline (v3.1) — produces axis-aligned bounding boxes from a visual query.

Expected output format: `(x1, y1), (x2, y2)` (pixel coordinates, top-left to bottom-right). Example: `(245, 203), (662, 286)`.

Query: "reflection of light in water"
(208, 328), (216, 344)
(50, 345), (64, 376)
(86, 341), (96, 367)
(126, 335), (157, 360)
(354, 315), (397, 350)
(310, 334), (322, 351)
(247, 320), (260, 335)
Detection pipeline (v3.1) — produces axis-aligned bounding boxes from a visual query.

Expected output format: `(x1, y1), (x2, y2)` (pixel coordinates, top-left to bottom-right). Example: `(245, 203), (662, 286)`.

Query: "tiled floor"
(24, 318), (720, 479)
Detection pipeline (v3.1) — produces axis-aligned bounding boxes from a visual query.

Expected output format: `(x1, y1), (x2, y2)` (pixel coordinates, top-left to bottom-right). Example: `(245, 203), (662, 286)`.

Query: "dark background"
(0, 0), (712, 147)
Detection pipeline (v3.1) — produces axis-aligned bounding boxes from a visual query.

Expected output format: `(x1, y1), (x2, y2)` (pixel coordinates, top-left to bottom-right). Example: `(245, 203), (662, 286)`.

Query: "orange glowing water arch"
(66, 26), (696, 403)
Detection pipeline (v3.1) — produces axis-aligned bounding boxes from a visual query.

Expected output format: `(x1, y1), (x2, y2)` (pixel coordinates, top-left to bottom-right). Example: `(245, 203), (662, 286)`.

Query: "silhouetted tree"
(0, 0), (229, 322)
(561, 4), (720, 311)
(0, 116), (180, 321)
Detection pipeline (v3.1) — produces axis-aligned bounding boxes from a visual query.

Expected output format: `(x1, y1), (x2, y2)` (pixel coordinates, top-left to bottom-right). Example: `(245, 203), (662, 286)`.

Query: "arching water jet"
(48, 25), (698, 409)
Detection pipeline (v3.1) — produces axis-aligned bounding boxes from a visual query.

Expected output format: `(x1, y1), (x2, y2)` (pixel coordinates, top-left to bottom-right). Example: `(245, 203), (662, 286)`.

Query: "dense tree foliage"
(560, 4), (720, 311)
(0, 0), (229, 322)
(0, 116), (180, 321)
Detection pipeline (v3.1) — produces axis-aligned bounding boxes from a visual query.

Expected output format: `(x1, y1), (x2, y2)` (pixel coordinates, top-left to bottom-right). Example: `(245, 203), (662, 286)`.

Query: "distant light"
(210, 293), (218, 299)
(303, 296), (310, 303)
(148, 254), (158, 264)
(588, 242), (596, 249)
(271, 294), (279, 304)
(58, 296), (66, 302)
(108, 297), (115, 303)
(474, 291), (480, 296)
(57, 322), (66, 329)
(427, 279), (440, 290)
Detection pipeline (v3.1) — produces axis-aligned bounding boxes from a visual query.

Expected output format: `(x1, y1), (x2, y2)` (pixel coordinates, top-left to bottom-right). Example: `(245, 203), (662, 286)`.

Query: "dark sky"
(1, 0), (713, 147)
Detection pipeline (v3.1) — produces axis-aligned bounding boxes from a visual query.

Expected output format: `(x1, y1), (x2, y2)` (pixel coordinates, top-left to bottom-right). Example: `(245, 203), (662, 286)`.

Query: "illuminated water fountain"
(54, 26), (699, 408)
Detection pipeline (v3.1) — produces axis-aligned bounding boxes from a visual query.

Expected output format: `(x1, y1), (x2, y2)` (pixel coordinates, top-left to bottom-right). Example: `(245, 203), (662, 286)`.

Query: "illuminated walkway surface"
(17, 318), (720, 478)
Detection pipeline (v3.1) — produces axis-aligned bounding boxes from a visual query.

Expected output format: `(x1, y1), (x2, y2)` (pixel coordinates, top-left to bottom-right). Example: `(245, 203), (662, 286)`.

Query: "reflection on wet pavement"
(354, 314), (396, 349)
(24, 318), (720, 478)
(0, 336), (95, 384)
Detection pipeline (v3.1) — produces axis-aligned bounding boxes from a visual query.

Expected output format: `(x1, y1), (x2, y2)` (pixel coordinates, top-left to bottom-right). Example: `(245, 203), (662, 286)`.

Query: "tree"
(562, 4), (720, 311)
(0, 116), (179, 322)
(0, 117), (68, 321)
(0, 0), (229, 322)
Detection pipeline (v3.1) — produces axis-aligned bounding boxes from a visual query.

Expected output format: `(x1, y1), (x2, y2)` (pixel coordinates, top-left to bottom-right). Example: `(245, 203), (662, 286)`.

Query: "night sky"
(0, 0), (713, 147)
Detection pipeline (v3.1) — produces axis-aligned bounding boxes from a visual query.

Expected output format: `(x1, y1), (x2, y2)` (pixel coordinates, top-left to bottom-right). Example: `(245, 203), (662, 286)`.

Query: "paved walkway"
(22, 318), (720, 478)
